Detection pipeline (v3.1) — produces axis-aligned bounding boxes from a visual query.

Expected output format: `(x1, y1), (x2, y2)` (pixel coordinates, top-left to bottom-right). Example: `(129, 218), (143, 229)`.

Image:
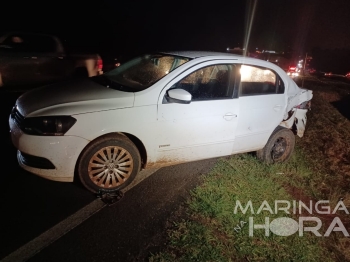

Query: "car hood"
(16, 78), (135, 117)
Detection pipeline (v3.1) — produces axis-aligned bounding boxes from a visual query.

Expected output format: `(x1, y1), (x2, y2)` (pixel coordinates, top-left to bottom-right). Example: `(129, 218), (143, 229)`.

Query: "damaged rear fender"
(280, 108), (308, 137)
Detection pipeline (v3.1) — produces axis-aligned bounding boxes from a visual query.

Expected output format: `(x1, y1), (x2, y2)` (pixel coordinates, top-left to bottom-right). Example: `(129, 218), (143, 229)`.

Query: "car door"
(0, 33), (39, 87)
(232, 64), (286, 153)
(156, 62), (240, 164)
(24, 34), (70, 85)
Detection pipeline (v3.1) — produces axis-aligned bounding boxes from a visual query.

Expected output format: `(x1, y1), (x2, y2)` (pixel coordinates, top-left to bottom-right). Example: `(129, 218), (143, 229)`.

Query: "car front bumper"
(10, 116), (89, 182)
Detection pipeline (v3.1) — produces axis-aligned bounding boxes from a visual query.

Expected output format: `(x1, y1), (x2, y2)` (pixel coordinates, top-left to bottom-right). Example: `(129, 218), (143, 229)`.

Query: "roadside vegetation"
(150, 77), (350, 262)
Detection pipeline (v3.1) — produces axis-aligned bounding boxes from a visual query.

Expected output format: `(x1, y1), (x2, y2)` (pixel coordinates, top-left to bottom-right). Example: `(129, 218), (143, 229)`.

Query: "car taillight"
(97, 58), (103, 71)
(295, 101), (311, 110)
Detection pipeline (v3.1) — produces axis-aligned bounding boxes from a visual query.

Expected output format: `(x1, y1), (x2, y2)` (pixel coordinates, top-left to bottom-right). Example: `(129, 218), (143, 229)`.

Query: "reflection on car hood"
(16, 78), (135, 117)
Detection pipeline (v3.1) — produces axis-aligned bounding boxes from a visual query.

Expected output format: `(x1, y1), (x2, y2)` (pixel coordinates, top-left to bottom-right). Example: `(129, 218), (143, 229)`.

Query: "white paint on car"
(9, 51), (313, 186)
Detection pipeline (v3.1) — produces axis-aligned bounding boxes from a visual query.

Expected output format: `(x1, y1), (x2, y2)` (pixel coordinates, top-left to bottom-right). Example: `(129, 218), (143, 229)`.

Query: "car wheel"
(256, 127), (295, 164)
(78, 135), (141, 193)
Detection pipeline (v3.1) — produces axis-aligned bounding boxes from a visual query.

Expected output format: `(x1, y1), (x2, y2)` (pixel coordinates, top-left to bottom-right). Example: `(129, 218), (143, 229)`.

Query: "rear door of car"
(24, 34), (71, 84)
(232, 64), (286, 153)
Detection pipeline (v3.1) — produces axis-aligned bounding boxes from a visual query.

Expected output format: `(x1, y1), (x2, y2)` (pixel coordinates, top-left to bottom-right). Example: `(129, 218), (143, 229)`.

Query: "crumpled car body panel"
(280, 78), (313, 137)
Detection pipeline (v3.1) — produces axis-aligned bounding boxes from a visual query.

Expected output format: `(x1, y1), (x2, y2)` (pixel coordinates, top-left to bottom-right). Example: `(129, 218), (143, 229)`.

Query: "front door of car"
(156, 62), (240, 164)
(232, 64), (287, 153)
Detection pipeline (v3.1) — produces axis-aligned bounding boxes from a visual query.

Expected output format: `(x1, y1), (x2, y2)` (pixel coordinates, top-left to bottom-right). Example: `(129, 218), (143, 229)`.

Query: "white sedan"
(9, 51), (313, 193)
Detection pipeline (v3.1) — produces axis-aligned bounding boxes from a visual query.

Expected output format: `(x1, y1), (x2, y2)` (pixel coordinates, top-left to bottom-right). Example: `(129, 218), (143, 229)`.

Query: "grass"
(149, 77), (350, 262)
(296, 79), (350, 201)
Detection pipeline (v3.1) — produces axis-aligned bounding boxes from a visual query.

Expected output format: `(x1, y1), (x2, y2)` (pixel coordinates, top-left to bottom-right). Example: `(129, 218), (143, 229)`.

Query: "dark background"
(1, 0), (350, 73)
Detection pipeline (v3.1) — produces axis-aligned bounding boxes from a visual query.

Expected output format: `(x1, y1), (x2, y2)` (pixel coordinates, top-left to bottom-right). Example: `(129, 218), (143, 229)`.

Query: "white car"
(9, 51), (313, 193)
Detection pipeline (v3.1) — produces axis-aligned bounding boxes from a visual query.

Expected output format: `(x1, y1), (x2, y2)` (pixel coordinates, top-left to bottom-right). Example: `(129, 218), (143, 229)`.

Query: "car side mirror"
(166, 89), (192, 104)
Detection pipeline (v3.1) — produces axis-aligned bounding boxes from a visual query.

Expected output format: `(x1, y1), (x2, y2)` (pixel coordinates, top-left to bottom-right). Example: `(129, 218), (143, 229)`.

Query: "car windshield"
(99, 54), (190, 92)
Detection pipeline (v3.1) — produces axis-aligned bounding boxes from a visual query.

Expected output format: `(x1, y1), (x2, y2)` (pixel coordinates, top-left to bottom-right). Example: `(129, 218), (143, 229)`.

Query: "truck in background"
(0, 32), (103, 90)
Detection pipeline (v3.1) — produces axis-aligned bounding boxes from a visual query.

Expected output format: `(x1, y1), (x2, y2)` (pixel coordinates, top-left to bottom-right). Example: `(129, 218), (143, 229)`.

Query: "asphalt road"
(0, 90), (217, 261)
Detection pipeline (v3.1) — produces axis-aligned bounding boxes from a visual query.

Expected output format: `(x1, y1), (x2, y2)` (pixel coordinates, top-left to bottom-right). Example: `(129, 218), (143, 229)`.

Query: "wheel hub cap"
(88, 146), (133, 188)
(107, 163), (115, 169)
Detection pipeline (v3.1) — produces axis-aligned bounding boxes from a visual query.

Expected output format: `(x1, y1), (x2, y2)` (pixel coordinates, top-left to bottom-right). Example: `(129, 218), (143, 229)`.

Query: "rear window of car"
(239, 65), (285, 96)
(2, 34), (56, 53)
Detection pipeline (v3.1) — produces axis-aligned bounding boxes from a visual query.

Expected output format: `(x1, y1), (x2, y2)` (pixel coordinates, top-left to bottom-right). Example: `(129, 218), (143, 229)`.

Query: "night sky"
(1, 0), (350, 59)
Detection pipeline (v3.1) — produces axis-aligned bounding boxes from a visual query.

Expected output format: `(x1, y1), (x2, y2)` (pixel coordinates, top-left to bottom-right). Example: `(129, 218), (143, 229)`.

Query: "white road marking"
(1, 168), (160, 262)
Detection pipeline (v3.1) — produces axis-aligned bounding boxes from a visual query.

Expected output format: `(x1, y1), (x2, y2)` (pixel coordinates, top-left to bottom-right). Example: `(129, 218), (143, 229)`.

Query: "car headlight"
(22, 116), (77, 136)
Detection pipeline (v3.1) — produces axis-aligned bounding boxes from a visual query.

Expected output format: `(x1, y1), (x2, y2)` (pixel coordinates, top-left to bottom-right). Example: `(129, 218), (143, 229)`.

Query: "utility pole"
(302, 52), (307, 88)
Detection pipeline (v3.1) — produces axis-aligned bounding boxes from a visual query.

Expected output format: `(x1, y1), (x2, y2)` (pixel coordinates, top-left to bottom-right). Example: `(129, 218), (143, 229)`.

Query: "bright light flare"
(240, 65), (252, 81)
(243, 0), (257, 56)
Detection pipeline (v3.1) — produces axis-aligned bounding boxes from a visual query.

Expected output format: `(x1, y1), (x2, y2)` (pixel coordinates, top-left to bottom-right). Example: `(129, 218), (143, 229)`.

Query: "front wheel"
(78, 135), (140, 193)
(256, 127), (295, 164)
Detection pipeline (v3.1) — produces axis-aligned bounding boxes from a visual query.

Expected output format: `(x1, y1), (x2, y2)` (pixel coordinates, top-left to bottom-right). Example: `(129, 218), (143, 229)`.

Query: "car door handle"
(273, 105), (282, 111)
(223, 113), (237, 121)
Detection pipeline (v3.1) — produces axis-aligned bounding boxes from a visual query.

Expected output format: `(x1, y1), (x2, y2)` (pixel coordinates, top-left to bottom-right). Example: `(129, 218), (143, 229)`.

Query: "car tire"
(256, 126), (295, 164)
(78, 134), (141, 193)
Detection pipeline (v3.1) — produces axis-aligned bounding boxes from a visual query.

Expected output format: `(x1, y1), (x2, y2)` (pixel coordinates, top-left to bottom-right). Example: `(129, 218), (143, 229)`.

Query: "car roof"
(160, 51), (243, 59)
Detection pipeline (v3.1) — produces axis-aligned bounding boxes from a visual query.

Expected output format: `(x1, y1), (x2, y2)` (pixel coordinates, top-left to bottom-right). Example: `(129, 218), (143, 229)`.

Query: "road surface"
(0, 90), (217, 261)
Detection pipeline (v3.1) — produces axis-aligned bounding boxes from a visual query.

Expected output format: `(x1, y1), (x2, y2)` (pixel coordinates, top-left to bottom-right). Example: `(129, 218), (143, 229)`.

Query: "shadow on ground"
(332, 94), (350, 120)
(0, 91), (96, 260)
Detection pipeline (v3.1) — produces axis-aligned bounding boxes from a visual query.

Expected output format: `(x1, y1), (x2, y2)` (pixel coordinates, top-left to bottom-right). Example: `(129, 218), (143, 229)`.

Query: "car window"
(2, 34), (26, 51)
(239, 65), (284, 96)
(169, 64), (236, 101)
(2, 34), (56, 53)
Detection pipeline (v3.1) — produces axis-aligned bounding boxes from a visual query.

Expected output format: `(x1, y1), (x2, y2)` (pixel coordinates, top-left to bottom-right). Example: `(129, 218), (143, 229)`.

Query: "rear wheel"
(78, 135), (140, 193)
(256, 127), (295, 164)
